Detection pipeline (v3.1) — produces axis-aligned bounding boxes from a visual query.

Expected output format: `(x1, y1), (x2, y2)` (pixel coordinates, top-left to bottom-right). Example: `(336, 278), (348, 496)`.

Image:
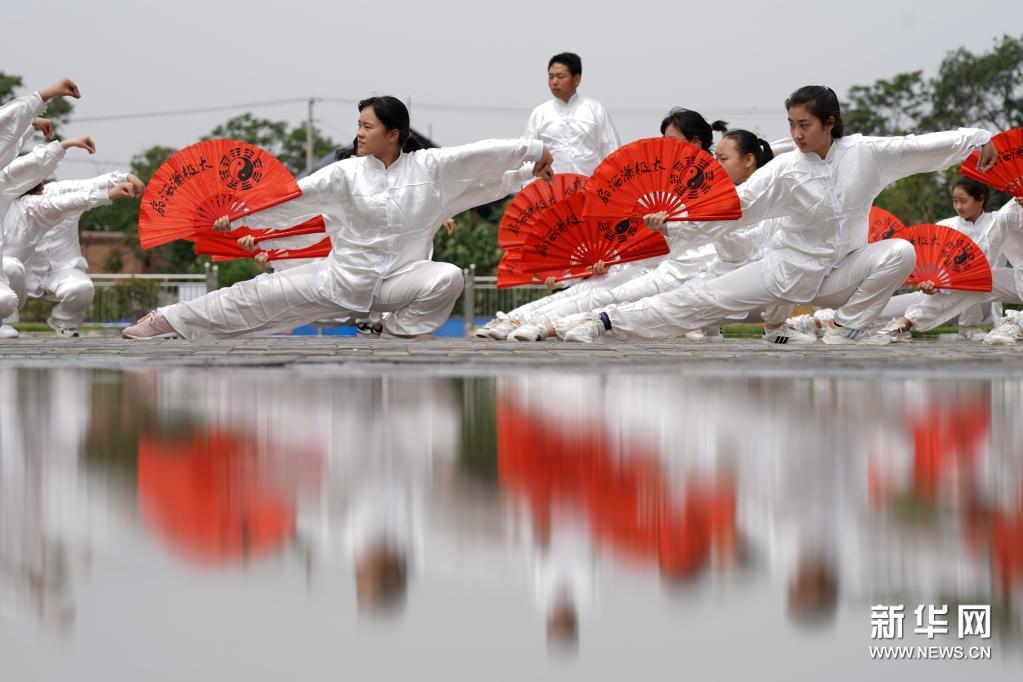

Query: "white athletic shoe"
(785, 314), (818, 336)
(876, 317), (913, 343)
(983, 311), (1023, 346)
(684, 328), (705, 341)
(702, 326), (724, 342)
(356, 320), (383, 336)
(507, 322), (547, 342)
(47, 316), (80, 338)
(563, 315), (606, 344)
(553, 313), (594, 340)
(821, 322), (891, 345)
(474, 312), (516, 340)
(813, 308), (836, 330)
(0, 324), (19, 339)
(762, 324), (817, 345)
(957, 326), (985, 342)
(785, 309), (834, 339)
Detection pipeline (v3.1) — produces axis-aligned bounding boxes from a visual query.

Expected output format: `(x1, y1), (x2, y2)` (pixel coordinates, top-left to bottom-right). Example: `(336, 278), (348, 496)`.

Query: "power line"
(74, 94), (779, 123)
(59, 156), (132, 165)
(73, 97), (309, 122)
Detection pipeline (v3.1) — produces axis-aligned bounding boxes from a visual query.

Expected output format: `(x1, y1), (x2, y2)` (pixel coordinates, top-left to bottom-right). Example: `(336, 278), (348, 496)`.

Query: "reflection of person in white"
(525, 52), (619, 177)
(123, 96), (553, 340)
(558, 86), (999, 345)
(1, 172), (142, 338)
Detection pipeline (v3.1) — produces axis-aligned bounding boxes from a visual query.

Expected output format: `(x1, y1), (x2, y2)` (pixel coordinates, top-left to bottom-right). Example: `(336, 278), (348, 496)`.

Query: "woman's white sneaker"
(563, 315), (606, 344)
(507, 323), (547, 342)
(983, 311), (1023, 345)
(821, 322), (891, 345)
(762, 324), (817, 345)
(876, 318), (913, 343)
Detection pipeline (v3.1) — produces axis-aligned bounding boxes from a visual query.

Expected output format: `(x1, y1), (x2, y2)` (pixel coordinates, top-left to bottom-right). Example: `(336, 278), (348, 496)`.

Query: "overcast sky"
(4, 0), (1020, 178)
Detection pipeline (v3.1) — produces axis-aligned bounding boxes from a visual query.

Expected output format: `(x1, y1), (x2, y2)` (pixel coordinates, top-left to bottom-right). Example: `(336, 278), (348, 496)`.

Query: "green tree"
(844, 34), (1023, 225)
(204, 113), (337, 175)
(845, 71), (929, 136)
(927, 34), (1023, 131)
(430, 202), (507, 276)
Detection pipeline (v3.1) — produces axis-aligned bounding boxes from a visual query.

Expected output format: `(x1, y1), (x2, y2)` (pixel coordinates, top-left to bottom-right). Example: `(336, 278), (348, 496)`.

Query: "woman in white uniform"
(477, 108), (728, 341)
(507, 130), (791, 342)
(557, 86), (996, 345)
(867, 178), (1023, 342)
(122, 96), (553, 340)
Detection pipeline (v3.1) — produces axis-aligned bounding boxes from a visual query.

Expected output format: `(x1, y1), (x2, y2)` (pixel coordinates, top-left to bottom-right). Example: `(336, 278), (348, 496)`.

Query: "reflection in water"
(1, 367), (1022, 676)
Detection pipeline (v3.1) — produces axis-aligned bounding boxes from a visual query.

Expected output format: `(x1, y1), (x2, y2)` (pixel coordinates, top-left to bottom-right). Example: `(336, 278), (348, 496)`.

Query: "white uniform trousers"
(161, 259), (463, 340)
(880, 268), (1023, 332)
(604, 240), (916, 340)
(40, 267), (94, 329)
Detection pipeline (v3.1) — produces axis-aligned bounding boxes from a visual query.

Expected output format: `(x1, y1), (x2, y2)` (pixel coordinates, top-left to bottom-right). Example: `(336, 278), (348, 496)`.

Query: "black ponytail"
(784, 86), (845, 138)
(722, 129), (774, 168)
(659, 108), (726, 151)
(952, 176), (990, 207)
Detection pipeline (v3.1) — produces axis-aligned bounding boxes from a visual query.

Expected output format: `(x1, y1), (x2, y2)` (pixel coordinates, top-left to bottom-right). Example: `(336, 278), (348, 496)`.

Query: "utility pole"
(305, 98), (315, 173)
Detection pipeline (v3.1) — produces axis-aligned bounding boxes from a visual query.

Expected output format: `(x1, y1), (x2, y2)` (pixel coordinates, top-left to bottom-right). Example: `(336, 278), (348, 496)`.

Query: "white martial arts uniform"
(507, 244), (718, 326)
(541, 217), (788, 326)
(12, 172), (127, 330)
(160, 139), (545, 339)
(524, 93), (619, 176)
(0, 93), (49, 317)
(591, 129), (993, 339)
(3, 183), (113, 327)
(878, 200), (1023, 330)
(0, 141), (67, 319)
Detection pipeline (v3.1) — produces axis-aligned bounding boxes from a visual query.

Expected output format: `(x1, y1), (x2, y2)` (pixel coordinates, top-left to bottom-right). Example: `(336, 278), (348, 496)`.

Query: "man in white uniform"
(524, 52), (620, 176)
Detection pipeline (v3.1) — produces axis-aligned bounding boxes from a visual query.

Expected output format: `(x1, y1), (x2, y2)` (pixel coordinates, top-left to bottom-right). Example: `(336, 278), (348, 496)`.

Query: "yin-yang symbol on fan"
(219, 147), (265, 191)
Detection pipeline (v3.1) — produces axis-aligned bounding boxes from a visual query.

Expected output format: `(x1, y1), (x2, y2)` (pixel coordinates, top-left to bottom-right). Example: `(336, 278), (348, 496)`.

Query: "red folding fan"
(192, 216), (326, 256)
(899, 224), (992, 292)
(138, 140), (303, 249)
(959, 128), (1023, 197)
(496, 250), (582, 288)
(868, 205), (906, 242)
(499, 173), (588, 248)
(516, 191), (670, 275)
(263, 238), (332, 261)
(209, 239), (332, 262)
(583, 138), (741, 222)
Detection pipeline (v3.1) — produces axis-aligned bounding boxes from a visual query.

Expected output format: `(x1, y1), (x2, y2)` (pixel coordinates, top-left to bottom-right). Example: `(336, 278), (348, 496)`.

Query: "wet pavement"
(0, 365), (1021, 681)
(0, 336), (1022, 375)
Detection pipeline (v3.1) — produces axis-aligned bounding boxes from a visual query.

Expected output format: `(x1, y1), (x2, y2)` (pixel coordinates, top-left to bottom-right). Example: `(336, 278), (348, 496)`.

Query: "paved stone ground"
(2, 332), (1023, 377)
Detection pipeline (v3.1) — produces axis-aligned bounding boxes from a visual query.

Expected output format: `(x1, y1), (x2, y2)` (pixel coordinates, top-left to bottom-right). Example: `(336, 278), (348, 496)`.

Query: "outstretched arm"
(872, 128), (994, 187)
(430, 138), (548, 217)
(217, 163), (340, 232)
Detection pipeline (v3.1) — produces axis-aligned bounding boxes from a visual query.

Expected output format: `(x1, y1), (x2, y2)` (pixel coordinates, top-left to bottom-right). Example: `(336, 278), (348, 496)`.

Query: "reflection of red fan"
(193, 216), (327, 259)
(139, 140), (303, 248)
(499, 173), (588, 248)
(583, 138), (741, 222)
(959, 128), (1023, 197)
(496, 398), (734, 577)
(868, 205), (906, 242)
(515, 192), (670, 275)
(900, 224), (992, 291)
(137, 431), (295, 565)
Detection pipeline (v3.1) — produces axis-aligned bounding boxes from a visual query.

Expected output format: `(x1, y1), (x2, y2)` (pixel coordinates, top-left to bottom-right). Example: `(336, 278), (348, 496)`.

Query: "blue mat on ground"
(286, 317), (488, 337)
